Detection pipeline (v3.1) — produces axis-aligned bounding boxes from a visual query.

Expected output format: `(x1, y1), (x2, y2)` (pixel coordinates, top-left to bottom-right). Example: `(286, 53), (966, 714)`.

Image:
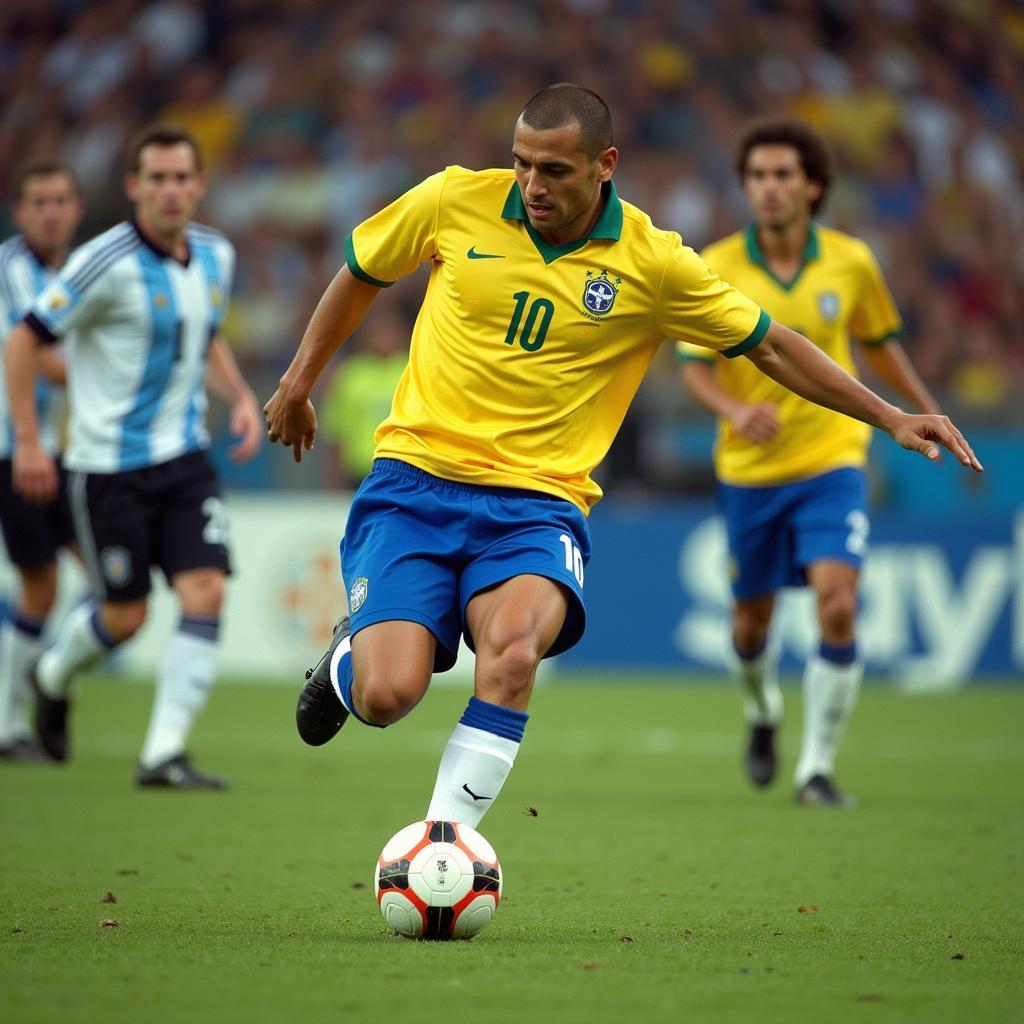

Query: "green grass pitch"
(1, 675), (1021, 1024)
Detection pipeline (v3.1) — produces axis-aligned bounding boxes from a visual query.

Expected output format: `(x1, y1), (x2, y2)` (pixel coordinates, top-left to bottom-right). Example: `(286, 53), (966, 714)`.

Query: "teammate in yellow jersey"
(264, 85), (979, 830)
(678, 118), (943, 807)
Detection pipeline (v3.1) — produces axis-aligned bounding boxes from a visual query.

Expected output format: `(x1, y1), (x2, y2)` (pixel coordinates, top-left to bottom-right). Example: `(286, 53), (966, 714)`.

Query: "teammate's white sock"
(425, 697), (528, 828)
(139, 617), (219, 769)
(0, 612), (44, 744)
(730, 638), (783, 726)
(794, 644), (863, 786)
(36, 601), (117, 698)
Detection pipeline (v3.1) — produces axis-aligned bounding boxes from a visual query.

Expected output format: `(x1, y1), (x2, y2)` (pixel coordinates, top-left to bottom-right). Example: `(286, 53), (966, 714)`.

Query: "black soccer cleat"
(135, 753), (229, 790)
(745, 723), (778, 787)
(31, 664), (70, 763)
(795, 773), (856, 808)
(296, 616), (351, 746)
(0, 736), (55, 763)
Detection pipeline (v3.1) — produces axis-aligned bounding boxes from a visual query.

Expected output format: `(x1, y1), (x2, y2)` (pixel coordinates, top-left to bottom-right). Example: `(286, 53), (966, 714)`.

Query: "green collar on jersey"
(502, 179), (623, 264)
(744, 222), (820, 291)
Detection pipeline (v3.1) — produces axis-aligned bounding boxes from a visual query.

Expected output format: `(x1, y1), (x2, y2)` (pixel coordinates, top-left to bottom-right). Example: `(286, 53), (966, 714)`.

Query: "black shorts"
(0, 458), (76, 569)
(67, 449), (232, 603)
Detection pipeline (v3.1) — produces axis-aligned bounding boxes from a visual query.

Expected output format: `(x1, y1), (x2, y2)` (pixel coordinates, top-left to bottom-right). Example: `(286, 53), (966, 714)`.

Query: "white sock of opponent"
(139, 616), (219, 768)
(794, 641), (863, 786)
(0, 612), (44, 744)
(36, 601), (118, 698)
(730, 636), (783, 726)
(426, 696), (528, 828)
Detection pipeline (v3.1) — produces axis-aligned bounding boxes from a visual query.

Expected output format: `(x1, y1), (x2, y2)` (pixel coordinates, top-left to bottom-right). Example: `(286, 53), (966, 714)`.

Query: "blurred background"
(1, 0), (1021, 683)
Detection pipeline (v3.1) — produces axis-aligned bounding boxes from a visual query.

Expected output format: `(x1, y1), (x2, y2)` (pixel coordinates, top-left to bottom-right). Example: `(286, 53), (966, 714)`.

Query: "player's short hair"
(126, 123), (203, 174)
(10, 156), (80, 203)
(519, 83), (613, 160)
(735, 118), (834, 215)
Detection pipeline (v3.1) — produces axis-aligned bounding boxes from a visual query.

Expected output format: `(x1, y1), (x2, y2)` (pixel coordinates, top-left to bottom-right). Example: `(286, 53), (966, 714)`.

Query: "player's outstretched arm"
(4, 321), (59, 503)
(747, 321), (982, 471)
(264, 266), (382, 463)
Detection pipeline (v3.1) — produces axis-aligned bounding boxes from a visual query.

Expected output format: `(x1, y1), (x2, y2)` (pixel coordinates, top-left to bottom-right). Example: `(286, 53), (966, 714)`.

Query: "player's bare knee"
(818, 587), (857, 639)
(481, 637), (541, 704)
(356, 671), (426, 726)
(103, 601), (148, 641)
(175, 571), (226, 617)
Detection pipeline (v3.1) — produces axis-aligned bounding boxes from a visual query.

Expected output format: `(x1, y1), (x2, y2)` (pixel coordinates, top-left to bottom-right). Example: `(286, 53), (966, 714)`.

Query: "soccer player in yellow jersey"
(264, 86), (979, 829)
(678, 118), (942, 807)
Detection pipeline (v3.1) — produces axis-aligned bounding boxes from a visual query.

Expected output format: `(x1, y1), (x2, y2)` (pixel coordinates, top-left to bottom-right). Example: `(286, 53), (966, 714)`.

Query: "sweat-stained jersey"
(676, 224), (901, 486)
(0, 235), (63, 457)
(23, 221), (234, 474)
(345, 166), (770, 513)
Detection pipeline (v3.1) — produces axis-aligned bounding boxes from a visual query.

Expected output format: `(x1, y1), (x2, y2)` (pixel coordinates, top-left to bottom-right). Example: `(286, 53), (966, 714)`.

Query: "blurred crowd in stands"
(1, 0), (1022, 493)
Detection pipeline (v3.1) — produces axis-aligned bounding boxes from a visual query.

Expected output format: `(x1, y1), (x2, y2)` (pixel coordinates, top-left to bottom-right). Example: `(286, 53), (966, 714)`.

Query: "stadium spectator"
(4, 124), (263, 788)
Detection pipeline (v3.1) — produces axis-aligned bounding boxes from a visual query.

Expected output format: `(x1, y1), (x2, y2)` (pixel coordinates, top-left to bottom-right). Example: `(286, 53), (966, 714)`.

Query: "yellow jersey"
(346, 166), (769, 513)
(676, 223), (901, 486)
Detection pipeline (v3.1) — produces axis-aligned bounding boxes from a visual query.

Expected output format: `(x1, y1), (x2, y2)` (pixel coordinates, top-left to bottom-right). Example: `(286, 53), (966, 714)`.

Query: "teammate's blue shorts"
(718, 466), (869, 600)
(339, 458), (591, 672)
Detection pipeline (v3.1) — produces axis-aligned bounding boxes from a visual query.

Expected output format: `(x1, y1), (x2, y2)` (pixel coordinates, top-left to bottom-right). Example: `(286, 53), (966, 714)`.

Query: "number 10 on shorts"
(558, 533), (584, 586)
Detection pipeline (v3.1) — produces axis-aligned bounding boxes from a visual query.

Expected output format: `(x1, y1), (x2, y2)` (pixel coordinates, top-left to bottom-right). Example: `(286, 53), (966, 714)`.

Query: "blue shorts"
(339, 459), (591, 672)
(718, 467), (869, 600)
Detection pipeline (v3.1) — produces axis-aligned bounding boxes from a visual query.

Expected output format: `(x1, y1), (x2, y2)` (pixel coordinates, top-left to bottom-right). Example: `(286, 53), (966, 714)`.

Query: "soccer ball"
(375, 820), (502, 940)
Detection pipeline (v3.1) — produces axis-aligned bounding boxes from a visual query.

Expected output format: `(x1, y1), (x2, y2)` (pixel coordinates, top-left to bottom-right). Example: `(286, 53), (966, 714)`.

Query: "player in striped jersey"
(0, 157), (82, 761)
(4, 125), (263, 788)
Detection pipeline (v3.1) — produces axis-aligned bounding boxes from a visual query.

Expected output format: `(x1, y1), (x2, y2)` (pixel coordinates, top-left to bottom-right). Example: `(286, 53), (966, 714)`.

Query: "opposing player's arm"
(747, 320), (982, 470)
(4, 320), (58, 503)
(206, 334), (263, 464)
(858, 339), (940, 416)
(679, 357), (780, 444)
(264, 265), (382, 462)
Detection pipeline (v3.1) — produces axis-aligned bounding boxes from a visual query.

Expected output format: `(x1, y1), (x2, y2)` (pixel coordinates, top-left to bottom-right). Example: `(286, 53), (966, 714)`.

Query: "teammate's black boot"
(745, 722), (777, 786)
(795, 773), (855, 808)
(31, 662), (70, 762)
(296, 617), (351, 746)
(136, 753), (228, 790)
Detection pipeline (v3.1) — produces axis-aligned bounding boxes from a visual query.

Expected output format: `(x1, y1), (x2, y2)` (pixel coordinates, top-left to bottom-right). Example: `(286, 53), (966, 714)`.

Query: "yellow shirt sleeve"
(656, 238), (770, 358)
(344, 170), (447, 286)
(849, 242), (902, 345)
(674, 338), (716, 363)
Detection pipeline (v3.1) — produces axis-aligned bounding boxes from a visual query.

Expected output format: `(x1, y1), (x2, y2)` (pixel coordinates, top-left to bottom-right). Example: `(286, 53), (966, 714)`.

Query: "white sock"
(729, 642), (783, 726)
(36, 602), (115, 698)
(794, 655), (863, 786)
(426, 723), (522, 828)
(139, 619), (219, 768)
(0, 615), (43, 744)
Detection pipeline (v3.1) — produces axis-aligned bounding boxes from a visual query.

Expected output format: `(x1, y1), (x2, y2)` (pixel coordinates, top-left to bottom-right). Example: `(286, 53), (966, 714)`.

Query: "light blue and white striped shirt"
(0, 234), (63, 458)
(26, 220), (235, 473)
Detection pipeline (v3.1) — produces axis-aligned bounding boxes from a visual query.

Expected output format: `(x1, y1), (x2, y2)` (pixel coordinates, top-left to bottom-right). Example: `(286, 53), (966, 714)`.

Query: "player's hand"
(12, 442), (58, 505)
(264, 387), (317, 463)
(888, 412), (983, 472)
(729, 402), (780, 444)
(227, 393), (264, 465)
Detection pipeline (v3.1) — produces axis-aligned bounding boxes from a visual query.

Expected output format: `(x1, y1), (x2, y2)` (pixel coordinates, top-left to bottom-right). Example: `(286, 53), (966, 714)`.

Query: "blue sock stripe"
(180, 615), (220, 642)
(90, 607), (119, 649)
(11, 611), (44, 638)
(460, 696), (528, 743)
(820, 640), (857, 665)
(733, 635), (767, 661)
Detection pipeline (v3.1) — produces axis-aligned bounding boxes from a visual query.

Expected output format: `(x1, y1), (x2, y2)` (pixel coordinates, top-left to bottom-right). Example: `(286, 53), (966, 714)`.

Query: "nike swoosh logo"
(467, 246), (504, 260)
(462, 783), (493, 802)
